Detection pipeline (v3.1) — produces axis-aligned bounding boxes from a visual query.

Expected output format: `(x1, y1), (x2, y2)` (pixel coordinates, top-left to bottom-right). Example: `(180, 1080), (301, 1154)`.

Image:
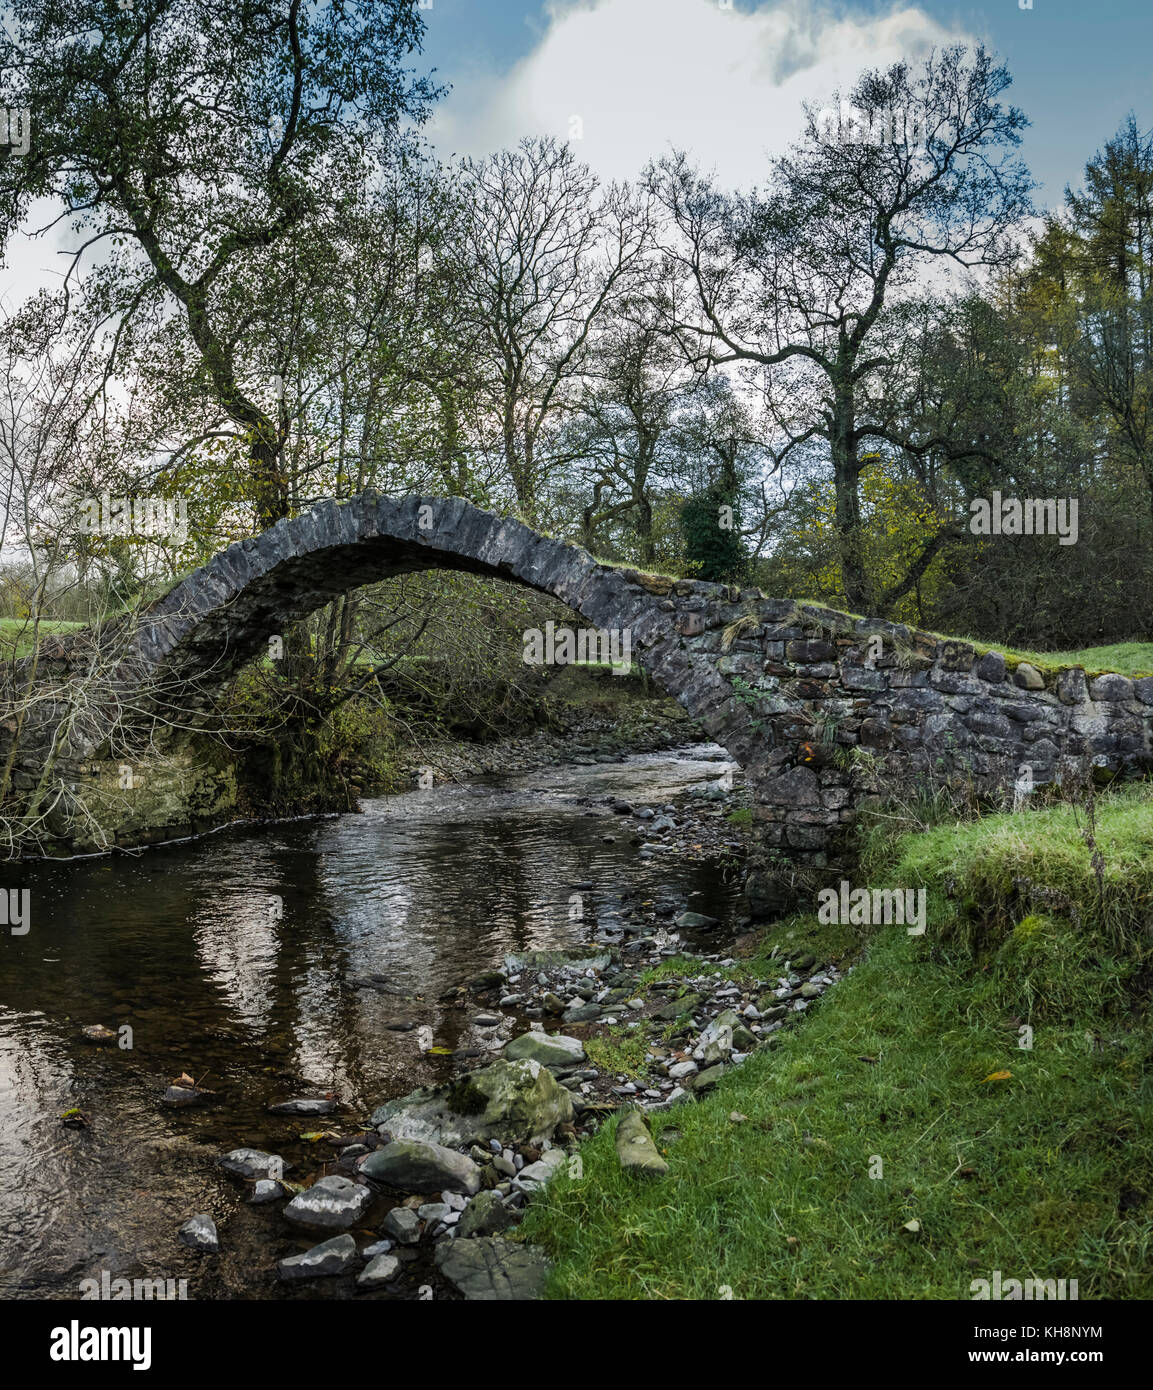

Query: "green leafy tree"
(0, 0), (438, 526)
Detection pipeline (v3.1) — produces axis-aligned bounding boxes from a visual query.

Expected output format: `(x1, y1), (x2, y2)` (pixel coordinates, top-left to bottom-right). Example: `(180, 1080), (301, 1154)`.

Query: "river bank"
(521, 787), (1153, 1300)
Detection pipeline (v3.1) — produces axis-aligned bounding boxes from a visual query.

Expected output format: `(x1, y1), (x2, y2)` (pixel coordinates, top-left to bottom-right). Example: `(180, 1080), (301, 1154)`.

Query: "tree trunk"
(830, 377), (871, 612)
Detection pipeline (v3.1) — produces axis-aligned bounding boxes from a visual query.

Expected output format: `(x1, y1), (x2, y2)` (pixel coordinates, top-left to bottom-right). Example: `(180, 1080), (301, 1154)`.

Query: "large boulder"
(434, 1237), (551, 1301)
(370, 1059), (573, 1148)
(361, 1139), (481, 1195)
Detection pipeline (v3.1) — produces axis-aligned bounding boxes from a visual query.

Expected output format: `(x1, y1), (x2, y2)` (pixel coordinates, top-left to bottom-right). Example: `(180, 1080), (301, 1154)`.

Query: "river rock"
(178, 1214), (219, 1251)
(163, 1085), (209, 1107)
(383, 1206), (421, 1244)
(434, 1236), (551, 1301)
(457, 1189), (516, 1239)
(218, 1148), (287, 1181)
(615, 1110), (669, 1178)
(370, 1059), (573, 1148)
(503, 1031), (586, 1068)
(268, 1097), (339, 1116)
(562, 1001), (602, 1023)
(277, 1235), (358, 1281)
(512, 1147), (567, 1197)
(283, 1175), (373, 1230)
(689, 1064), (726, 1093)
(699, 1025), (733, 1066)
(362, 1139), (482, 1195)
(357, 1252), (401, 1289)
(80, 1025), (118, 1044)
(249, 1180), (286, 1204)
(674, 911), (719, 930)
(652, 993), (701, 1020)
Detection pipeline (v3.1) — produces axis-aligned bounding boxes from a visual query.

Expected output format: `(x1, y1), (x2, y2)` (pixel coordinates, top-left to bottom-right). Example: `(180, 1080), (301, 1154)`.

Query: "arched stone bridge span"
(7, 494), (1151, 905)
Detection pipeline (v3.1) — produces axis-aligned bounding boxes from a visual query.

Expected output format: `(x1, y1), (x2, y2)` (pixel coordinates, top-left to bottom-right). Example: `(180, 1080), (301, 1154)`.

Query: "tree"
(0, 0), (438, 527)
(562, 309), (687, 562)
(648, 45), (1034, 613)
(451, 138), (650, 520)
(1063, 116), (1153, 523)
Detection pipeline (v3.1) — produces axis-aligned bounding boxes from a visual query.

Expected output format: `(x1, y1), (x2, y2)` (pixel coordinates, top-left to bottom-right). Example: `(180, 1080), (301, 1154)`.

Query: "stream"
(0, 745), (743, 1300)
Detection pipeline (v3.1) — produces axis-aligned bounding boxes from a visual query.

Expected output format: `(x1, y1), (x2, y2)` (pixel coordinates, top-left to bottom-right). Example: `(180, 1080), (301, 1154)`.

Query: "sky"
(3, 0), (1152, 301)
(416, 0), (1153, 203)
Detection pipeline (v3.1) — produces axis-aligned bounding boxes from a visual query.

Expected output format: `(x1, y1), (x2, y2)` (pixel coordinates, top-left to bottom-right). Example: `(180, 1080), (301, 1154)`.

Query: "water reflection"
(0, 747), (741, 1298)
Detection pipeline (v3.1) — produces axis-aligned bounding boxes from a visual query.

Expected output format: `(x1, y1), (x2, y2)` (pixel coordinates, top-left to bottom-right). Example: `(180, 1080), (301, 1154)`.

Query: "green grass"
(0, 618), (87, 658)
(792, 594), (1151, 676)
(952, 640), (1153, 679)
(521, 787), (1153, 1299)
(584, 1027), (652, 1079)
(891, 785), (1153, 958)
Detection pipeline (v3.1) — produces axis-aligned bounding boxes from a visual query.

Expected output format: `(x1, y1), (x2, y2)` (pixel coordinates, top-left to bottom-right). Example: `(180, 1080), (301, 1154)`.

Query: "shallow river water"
(0, 746), (741, 1299)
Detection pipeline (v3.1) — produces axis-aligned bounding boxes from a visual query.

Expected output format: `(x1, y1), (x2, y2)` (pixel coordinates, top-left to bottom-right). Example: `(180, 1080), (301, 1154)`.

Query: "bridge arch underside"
(14, 494), (1153, 912)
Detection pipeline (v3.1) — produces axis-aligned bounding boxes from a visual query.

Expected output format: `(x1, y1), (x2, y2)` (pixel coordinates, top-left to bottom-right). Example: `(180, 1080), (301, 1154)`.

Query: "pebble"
(357, 1253), (401, 1289)
(178, 1214), (219, 1252)
(383, 1207), (421, 1244)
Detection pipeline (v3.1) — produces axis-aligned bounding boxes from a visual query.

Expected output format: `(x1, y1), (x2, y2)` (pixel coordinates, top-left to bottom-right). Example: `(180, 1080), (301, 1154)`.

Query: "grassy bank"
(0, 617), (86, 658)
(521, 787), (1153, 1299)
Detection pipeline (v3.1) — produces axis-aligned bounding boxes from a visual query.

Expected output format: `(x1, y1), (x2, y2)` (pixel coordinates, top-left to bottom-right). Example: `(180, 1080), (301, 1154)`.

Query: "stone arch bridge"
(4, 494), (1150, 908)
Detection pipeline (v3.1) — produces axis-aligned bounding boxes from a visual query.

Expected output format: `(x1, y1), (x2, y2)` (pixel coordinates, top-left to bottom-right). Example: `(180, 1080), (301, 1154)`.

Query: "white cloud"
(429, 0), (972, 185)
(0, 199), (72, 312)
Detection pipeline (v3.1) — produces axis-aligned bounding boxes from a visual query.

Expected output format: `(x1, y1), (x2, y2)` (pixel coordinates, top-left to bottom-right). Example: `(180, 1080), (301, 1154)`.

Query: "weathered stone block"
(1089, 673), (1134, 702)
(975, 651), (1006, 683)
(786, 638), (836, 663)
(840, 665), (886, 691)
(939, 641), (976, 672)
(765, 765), (820, 807)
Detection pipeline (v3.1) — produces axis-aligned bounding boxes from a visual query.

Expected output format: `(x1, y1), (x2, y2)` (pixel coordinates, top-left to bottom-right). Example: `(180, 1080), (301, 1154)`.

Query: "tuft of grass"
(584, 1027), (651, 1079)
(892, 784), (1153, 958)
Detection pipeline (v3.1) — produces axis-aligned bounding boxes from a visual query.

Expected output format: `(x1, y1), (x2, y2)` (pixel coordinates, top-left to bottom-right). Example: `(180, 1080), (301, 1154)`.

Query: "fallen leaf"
(981, 1069), (1012, 1083)
(903, 1219), (921, 1233)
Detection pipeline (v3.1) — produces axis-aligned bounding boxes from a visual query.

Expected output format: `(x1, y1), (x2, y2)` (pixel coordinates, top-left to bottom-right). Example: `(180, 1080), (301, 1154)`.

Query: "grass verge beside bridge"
(520, 785), (1153, 1300)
